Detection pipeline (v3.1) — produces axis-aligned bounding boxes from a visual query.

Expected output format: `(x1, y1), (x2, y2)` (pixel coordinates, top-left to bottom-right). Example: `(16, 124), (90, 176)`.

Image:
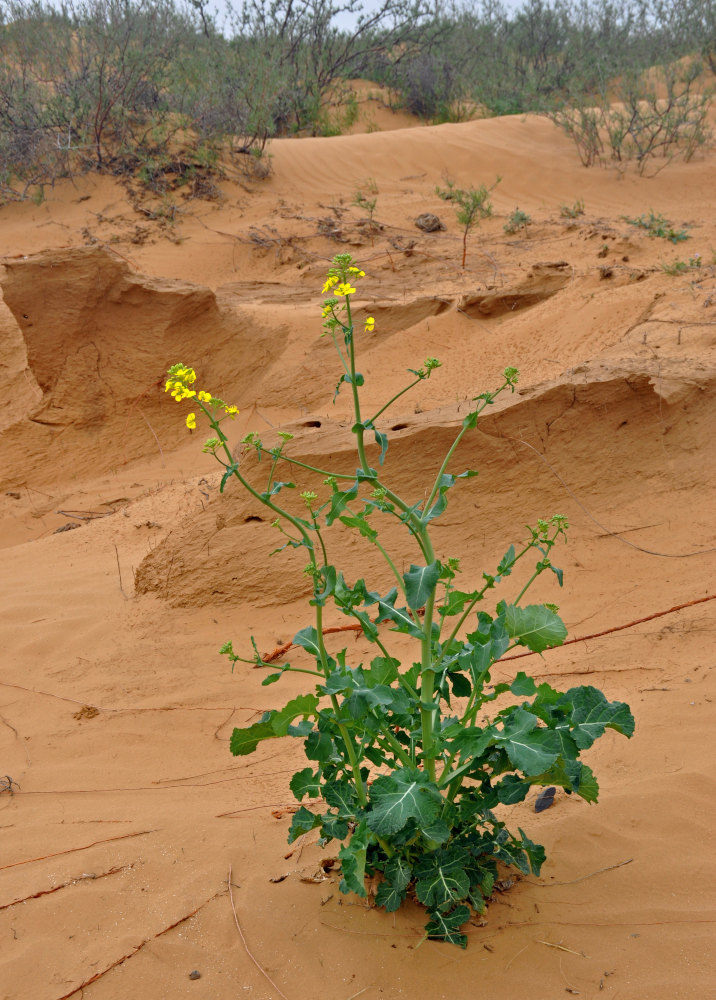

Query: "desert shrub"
(165, 256), (634, 947)
(549, 58), (713, 174)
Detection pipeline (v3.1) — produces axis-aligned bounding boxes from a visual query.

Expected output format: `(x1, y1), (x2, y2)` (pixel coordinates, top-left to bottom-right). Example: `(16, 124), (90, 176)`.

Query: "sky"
(205, 0), (526, 35)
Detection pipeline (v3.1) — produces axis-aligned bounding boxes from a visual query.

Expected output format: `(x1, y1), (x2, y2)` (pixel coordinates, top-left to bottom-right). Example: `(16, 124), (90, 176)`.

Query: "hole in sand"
(244, 515), (264, 523)
(391, 423), (409, 431)
(301, 420), (322, 428)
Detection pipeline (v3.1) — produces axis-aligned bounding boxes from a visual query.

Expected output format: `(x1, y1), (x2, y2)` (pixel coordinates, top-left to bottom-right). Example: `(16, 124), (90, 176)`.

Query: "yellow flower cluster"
(165, 363), (239, 432)
(364, 316), (375, 332)
(165, 365), (197, 401)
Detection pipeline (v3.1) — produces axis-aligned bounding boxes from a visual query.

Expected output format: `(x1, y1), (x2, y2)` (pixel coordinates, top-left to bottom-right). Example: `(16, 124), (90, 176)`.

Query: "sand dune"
(1, 112), (715, 999)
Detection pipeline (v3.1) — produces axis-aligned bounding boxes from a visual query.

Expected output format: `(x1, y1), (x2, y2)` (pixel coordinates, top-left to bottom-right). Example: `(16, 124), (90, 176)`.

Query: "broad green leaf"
(366, 656), (399, 686)
(425, 904), (471, 947)
(501, 602), (567, 653)
(292, 626), (321, 657)
(403, 562), (442, 610)
(496, 774), (530, 804)
(367, 770), (441, 836)
(338, 821), (369, 896)
(415, 854), (470, 909)
(271, 694), (319, 737)
(420, 817), (451, 844)
(518, 828), (546, 875)
(447, 671), (472, 698)
(324, 779), (359, 818)
(229, 717), (273, 756)
(511, 671), (537, 696)
(289, 767), (321, 800)
(320, 815), (349, 841)
(563, 686), (635, 748)
(384, 856), (413, 892)
(375, 880), (407, 912)
(287, 806), (322, 843)
(496, 707), (562, 774)
(304, 729), (334, 763)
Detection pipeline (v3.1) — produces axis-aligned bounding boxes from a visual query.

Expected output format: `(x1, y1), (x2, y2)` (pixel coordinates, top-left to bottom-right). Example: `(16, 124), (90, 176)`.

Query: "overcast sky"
(205, 0), (526, 34)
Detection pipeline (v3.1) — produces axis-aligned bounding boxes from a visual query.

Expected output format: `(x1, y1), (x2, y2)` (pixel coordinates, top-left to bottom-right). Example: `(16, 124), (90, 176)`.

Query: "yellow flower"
(197, 390), (212, 403)
(364, 316), (375, 332)
(186, 413), (197, 430)
(224, 405), (239, 418)
(348, 267), (366, 277)
(322, 275), (339, 294)
(321, 304), (333, 317)
(335, 282), (356, 296)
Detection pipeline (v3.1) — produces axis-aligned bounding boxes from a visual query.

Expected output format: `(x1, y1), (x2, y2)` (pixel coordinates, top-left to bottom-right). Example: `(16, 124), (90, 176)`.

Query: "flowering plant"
(166, 253), (633, 946)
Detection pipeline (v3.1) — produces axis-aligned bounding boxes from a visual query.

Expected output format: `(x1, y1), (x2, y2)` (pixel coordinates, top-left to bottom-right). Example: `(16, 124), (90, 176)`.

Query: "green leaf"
(304, 729), (334, 763)
(324, 779), (359, 818)
(325, 481), (358, 526)
(339, 513), (378, 543)
(496, 708), (562, 774)
(292, 626), (321, 657)
(563, 686), (635, 748)
(289, 767), (320, 800)
(496, 544), (516, 577)
(369, 588), (424, 639)
(339, 821), (369, 896)
(287, 806), (322, 843)
(501, 602), (567, 653)
(511, 672), (537, 696)
(415, 854), (470, 909)
(403, 562), (442, 610)
(367, 769), (442, 836)
(229, 717), (273, 756)
(496, 774), (530, 804)
(271, 694), (320, 737)
(375, 880), (407, 912)
(375, 856), (413, 913)
(518, 828), (546, 875)
(366, 656), (399, 686)
(425, 905), (470, 947)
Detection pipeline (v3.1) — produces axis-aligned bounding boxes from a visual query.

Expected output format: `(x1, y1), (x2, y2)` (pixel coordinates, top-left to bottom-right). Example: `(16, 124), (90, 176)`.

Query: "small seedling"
(504, 208), (531, 234)
(660, 254), (702, 275)
(354, 179), (379, 243)
(623, 211), (689, 243)
(559, 199), (585, 219)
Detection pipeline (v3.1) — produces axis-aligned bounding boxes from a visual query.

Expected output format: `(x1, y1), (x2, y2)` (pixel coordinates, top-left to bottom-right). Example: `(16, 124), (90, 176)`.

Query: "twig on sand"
(504, 942), (530, 970)
(52, 885), (224, 1000)
(114, 544), (128, 600)
(0, 865), (129, 912)
(537, 940), (585, 957)
(0, 829), (155, 872)
(529, 858), (633, 888)
(228, 865), (290, 1000)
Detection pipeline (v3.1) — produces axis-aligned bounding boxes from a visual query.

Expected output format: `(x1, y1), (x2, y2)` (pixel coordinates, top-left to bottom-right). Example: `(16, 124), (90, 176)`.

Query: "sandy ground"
(1, 108), (715, 1000)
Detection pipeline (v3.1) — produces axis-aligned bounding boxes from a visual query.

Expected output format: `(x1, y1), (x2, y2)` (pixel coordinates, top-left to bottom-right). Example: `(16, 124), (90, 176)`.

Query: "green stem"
(417, 529), (439, 782)
(314, 602), (367, 807)
(367, 377), (423, 425)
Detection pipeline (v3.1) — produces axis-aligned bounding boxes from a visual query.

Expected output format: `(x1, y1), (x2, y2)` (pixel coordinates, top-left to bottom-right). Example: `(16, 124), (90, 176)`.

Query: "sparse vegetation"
(560, 198), (585, 219)
(504, 208), (531, 234)
(2, 0), (714, 203)
(623, 211), (690, 243)
(660, 254), (703, 275)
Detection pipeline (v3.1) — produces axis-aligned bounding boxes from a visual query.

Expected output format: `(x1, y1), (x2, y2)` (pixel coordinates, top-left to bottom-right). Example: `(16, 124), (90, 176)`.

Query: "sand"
(1, 109), (715, 1000)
